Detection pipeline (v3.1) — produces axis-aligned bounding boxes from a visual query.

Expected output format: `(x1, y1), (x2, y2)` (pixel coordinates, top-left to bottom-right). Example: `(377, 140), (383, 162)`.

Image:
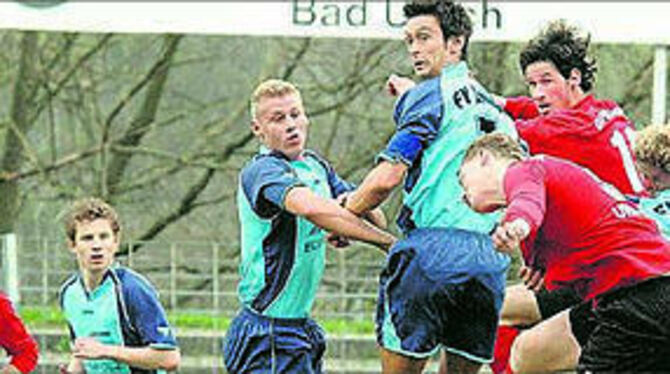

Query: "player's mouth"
(537, 103), (551, 115)
(286, 133), (300, 144)
(413, 60), (426, 71)
(90, 253), (105, 263)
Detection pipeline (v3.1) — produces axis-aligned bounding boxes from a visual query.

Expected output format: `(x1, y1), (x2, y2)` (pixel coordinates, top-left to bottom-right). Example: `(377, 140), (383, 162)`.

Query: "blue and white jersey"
(237, 148), (354, 318)
(639, 189), (670, 238)
(59, 266), (177, 374)
(379, 61), (518, 235)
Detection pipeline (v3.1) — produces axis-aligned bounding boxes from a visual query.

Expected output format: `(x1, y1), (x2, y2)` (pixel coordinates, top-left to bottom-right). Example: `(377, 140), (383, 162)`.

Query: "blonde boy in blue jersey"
(223, 79), (395, 373)
(59, 198), (180, 374)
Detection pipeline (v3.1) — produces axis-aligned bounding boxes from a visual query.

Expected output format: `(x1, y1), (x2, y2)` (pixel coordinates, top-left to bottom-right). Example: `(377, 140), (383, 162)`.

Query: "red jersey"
(0, 292), (38, 373)
(505, 95), (647, 196)
(503, 156), (670, 301)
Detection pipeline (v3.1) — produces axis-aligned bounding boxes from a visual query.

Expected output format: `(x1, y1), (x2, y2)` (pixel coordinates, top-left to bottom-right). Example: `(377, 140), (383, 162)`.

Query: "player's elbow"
(373, 166), (404, 194)
(158, 350), (181, 371)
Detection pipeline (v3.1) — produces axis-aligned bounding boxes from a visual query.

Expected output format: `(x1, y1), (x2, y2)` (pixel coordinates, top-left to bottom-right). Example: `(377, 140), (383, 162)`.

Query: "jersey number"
(610, 128), (645, 193)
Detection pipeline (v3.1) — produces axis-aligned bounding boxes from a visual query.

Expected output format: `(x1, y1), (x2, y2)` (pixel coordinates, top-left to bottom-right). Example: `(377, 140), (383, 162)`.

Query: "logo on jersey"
(157, 326), (173, 337)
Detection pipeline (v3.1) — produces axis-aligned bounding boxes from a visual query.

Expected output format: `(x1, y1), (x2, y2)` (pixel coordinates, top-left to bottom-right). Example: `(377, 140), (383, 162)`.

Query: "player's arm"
(496, 162), (547, 258)
(71, 338), (180, 371)
(344, 161), (407, 216)
(285, 187), (396, 252)
(0, 295), (39, 374)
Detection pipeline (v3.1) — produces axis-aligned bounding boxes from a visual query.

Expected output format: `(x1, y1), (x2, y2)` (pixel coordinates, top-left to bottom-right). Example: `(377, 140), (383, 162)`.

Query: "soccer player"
(459, 132), (670, 372)
(635, 124), (670, 237)
(0, 292), (38, 374)
(343, 1), (517, 373)
(59, 198), (180, 374)
(222, 79), (395, 374)
(486, 20), (652, 374)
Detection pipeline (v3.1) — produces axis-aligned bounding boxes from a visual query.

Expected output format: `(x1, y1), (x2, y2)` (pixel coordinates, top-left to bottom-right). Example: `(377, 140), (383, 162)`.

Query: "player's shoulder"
(240, 150), (293, 180)
(397, 76), (442, 109)
(303, 149), (334, 172)
(113, 266), (159, 298)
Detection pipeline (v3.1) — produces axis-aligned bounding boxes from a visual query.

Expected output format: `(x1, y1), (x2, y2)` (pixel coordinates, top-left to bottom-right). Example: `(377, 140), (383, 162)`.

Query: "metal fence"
(14, 236), (387, 320)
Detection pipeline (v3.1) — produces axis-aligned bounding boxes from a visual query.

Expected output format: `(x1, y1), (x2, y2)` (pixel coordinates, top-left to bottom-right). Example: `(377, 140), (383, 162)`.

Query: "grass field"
(20, 305), (376, 335)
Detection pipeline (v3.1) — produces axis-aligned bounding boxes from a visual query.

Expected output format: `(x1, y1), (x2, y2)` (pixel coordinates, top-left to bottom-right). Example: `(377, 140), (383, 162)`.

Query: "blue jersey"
(59, 266), (177, 374)
(237, 148), (354, 318)
(639, 189), (670, 238)
(380, 61), (518, 234)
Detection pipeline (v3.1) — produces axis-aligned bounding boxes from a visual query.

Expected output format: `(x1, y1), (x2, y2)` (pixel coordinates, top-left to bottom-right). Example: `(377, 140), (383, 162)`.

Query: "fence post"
(42, 238), (49, 305)
(170, 243), (177, 310)
(127, 240), (134, 267)
(1, 233), (20, 304)
(212, 243), (219, 311)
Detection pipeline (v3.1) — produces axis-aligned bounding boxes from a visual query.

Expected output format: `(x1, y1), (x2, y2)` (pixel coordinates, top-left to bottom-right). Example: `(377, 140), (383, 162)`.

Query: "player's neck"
(81, 268), (107, 292)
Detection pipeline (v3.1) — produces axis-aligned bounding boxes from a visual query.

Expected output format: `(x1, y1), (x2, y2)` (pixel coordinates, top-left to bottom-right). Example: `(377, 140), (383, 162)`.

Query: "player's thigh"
(510, 309), (580, 373)
(438, 350), (482, 374)
(380, 347), (428, 374)
(500, 284), (541, 326)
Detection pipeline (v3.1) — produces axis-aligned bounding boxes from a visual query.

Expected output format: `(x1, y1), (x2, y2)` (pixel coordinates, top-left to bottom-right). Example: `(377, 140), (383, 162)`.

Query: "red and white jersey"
(503, 156), (670, 301)
(505, 95), (647, 196)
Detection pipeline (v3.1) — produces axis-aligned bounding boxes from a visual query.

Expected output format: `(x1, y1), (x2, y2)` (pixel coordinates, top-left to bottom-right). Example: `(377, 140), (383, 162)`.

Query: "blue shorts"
(223, 308), (326, 374)
(376, 227), (509, 363)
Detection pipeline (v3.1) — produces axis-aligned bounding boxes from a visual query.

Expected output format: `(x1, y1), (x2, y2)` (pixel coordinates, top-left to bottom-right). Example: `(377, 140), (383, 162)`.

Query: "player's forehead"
(524, 61), (561, 81)
(404, 15), (441, 37)
(257, 94), (303, 118)
(75, 218), (114, 237)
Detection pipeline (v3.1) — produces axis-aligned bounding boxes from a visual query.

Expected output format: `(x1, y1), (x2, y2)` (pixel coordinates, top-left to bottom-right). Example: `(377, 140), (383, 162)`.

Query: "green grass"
(19, 306), (375, 335)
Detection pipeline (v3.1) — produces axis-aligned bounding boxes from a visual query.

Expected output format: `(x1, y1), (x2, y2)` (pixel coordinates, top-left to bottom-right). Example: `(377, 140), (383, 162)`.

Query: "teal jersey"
(237, 149), (354, 318)
(640, 189), (670, 238)
(59, 266), (177, 374)
(381, 62), (518, 234)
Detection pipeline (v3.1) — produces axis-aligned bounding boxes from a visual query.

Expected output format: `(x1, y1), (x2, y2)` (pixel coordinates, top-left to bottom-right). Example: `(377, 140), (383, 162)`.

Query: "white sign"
(0, 1), (669, 45)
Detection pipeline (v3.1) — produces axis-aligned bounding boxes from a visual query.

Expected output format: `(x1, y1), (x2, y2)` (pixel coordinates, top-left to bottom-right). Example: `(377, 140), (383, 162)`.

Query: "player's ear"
(250, 119), (263, 139)
(568, 68), (582, 89)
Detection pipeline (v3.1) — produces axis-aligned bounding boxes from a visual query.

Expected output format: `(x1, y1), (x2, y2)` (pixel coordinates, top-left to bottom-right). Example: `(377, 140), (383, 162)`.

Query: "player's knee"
(509, 329), (540, 373)
(500, 285), (541, 326)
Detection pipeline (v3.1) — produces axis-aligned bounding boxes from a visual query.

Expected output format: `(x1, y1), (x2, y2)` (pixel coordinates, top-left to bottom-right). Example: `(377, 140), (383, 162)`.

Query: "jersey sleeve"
(503, 161), (547, 266)
(0, 294), (39, 373)
(240, 156), (305, 218)
(504, 96), (540, 120)
(123, 274), (178, 350)
(378, 79), (442, 166)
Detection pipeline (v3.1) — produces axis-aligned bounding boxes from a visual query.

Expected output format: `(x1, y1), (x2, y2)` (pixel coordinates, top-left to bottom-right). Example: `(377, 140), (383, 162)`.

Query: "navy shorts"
(376, 227), (509, 362)
(223, 308), (326, 374)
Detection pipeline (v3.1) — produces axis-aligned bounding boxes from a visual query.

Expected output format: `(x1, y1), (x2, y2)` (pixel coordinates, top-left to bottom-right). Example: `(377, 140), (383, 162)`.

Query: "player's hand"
(72, 337), (111, 360)
(518, 266), (544, 292)
(491, 218), (530, 254)
(386, 74), (415, 97)
(327, 232), (351, 248)
(492, 94), (506, 109)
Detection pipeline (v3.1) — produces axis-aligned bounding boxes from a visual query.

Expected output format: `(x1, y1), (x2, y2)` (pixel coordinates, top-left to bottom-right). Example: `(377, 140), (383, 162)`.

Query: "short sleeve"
(240, 156), (304, 218)
(124, 273), (178, 350)
(378, 78), (442, 165)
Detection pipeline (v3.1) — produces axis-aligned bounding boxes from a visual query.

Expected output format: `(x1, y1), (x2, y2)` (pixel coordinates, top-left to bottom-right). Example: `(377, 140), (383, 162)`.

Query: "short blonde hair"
(462, 133), (525, 163)
(250, 79), (302, 120)
(635, 124), (670, 173)
(64, 197), (121, 242)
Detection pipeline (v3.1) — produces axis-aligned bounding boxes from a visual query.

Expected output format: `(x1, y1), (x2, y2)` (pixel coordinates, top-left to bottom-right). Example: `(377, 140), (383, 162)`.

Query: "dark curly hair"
(403, 0), (473, 61)
(520, 20), (597, 92)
